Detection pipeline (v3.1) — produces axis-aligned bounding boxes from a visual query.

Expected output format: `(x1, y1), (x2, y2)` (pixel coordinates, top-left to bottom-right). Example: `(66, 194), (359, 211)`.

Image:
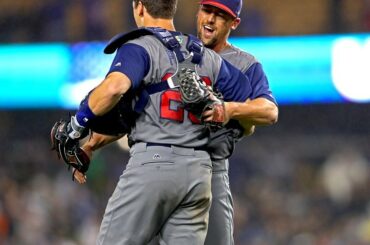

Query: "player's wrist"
(224, 102), (237, 119)
(68, 116), (87, 139)
(80, 144), (93, 159)
(75, 107), (96, 128)
(227, 101), (253, 121)
(68, 96), (96, 140)
(75, 96), (97, 128)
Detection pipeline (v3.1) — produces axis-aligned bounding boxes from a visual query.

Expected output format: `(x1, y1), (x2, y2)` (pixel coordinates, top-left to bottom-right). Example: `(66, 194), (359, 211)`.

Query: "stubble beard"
(198, 29), (218, 50)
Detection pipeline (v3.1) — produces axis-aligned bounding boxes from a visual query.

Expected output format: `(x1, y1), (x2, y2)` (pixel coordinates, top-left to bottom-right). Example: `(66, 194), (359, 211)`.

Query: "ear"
(137, 1), (144, 17)
(231, 18), (241, 30)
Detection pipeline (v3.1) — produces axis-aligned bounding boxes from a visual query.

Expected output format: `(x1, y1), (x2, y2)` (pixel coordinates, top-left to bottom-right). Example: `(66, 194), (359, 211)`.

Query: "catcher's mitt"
(50, 117), (90, 180)
(178, 68), (225, 129)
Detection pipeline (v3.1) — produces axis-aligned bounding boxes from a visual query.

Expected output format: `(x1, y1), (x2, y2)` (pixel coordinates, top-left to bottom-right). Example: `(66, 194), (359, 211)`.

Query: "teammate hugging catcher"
(50, 0), (278, 244)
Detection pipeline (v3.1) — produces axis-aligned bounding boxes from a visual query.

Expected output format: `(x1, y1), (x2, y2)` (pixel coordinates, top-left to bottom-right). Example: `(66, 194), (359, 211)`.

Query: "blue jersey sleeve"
(215, 59), (252, 102)
(246, 63), (277, 104)
(107, 43), (150, 90)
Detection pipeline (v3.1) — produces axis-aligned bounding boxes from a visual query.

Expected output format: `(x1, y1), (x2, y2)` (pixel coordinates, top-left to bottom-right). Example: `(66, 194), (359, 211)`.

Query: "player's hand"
(241, 123), (255, 136)
(50, 117), (91, 183)
(201, 101), (230, 126)
(72, 168), (87, 184)
(72, 145), (93, 184)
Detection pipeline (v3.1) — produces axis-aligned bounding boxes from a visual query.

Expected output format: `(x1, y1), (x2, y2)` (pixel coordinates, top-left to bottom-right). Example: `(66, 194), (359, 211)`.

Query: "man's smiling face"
(197, 4), (239, 50)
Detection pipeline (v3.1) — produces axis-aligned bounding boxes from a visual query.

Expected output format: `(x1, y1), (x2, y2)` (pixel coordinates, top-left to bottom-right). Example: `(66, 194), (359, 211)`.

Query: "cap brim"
(200, 1), (237, 18)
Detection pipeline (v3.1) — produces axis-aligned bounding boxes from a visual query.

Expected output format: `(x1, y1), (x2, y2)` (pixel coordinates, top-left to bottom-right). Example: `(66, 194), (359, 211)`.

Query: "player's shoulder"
(225, 45), (257, 61)
(126, 35), (161, 49)
(220, 45), (258, 72)
(203, 47), (223, 65)
(200, 47), (224, 74)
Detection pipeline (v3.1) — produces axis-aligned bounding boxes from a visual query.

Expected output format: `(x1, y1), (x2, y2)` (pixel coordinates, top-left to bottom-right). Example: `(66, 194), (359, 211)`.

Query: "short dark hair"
(133, 0), (177, 19)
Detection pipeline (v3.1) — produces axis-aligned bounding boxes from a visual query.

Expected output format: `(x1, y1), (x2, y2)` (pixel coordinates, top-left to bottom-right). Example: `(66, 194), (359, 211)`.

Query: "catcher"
(50, 57), (229, 183)
(50, 2), (253, 241)
(50, 25), (235, 183)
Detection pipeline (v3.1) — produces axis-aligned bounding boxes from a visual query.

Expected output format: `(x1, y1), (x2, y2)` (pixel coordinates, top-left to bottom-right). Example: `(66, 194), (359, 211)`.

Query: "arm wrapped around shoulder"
(178, 68), (226, 130)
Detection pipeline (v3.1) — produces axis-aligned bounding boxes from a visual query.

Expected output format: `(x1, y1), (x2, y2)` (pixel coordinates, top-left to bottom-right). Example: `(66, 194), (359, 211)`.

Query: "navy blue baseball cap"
(200, 0), (242, 18)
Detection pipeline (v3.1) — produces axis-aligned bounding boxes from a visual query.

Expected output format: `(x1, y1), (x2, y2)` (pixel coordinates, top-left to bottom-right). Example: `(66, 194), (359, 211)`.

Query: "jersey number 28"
(160, 90), (200, 124)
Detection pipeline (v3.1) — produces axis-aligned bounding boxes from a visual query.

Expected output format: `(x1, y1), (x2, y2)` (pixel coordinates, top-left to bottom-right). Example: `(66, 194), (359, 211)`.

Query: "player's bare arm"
(81, 132), (123, 160)
(225, 97), (278, 126)
(227, 97), (277, 135)
(202, 97), (277, 135)
(83, 133), (123, 154)
(88, 72), (132, 116)
(73, 133), (123, 184)
(67, 72), (131, 184)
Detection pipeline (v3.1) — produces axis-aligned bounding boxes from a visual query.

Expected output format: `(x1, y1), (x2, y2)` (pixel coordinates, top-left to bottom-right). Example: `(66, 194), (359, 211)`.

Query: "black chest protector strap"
(104, 27), (205, 113)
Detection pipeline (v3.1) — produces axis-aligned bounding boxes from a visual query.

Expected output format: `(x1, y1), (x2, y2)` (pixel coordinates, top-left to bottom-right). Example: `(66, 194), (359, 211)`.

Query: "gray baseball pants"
(204, 159), (234, 245)
(96, 142), (212, 245)
(148, 159), (234, 245)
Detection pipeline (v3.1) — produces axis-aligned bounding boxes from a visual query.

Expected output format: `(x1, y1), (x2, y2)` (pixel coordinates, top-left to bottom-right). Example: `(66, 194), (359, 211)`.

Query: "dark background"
(1, 0), (370, 244)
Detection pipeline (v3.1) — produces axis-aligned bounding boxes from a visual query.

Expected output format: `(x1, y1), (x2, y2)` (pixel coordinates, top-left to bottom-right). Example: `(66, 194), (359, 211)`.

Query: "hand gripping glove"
(178, 68), (226, 129)
(50, 116), (90, 180)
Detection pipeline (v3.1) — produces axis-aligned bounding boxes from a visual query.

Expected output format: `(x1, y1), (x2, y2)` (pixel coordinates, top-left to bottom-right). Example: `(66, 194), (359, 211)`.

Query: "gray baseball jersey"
(96, 31), (253, 245)
(207, 44), (276, 165)
(204, 45), (277, 245)
(126, 36), (250, 148)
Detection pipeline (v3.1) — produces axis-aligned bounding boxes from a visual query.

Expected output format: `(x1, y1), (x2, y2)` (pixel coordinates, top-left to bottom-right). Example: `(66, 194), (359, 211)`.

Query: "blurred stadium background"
(1, 0), (370, 244)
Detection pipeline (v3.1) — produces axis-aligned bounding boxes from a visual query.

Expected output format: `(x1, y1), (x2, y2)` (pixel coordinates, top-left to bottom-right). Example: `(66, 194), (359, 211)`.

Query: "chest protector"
(86, 27), (204, 136)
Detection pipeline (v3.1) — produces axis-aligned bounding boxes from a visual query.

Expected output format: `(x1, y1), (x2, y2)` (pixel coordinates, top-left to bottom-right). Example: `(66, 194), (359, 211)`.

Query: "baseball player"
(72, 1), (278, 245)
(53, 0), (258, 244)
(197, 1), (278, 245)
